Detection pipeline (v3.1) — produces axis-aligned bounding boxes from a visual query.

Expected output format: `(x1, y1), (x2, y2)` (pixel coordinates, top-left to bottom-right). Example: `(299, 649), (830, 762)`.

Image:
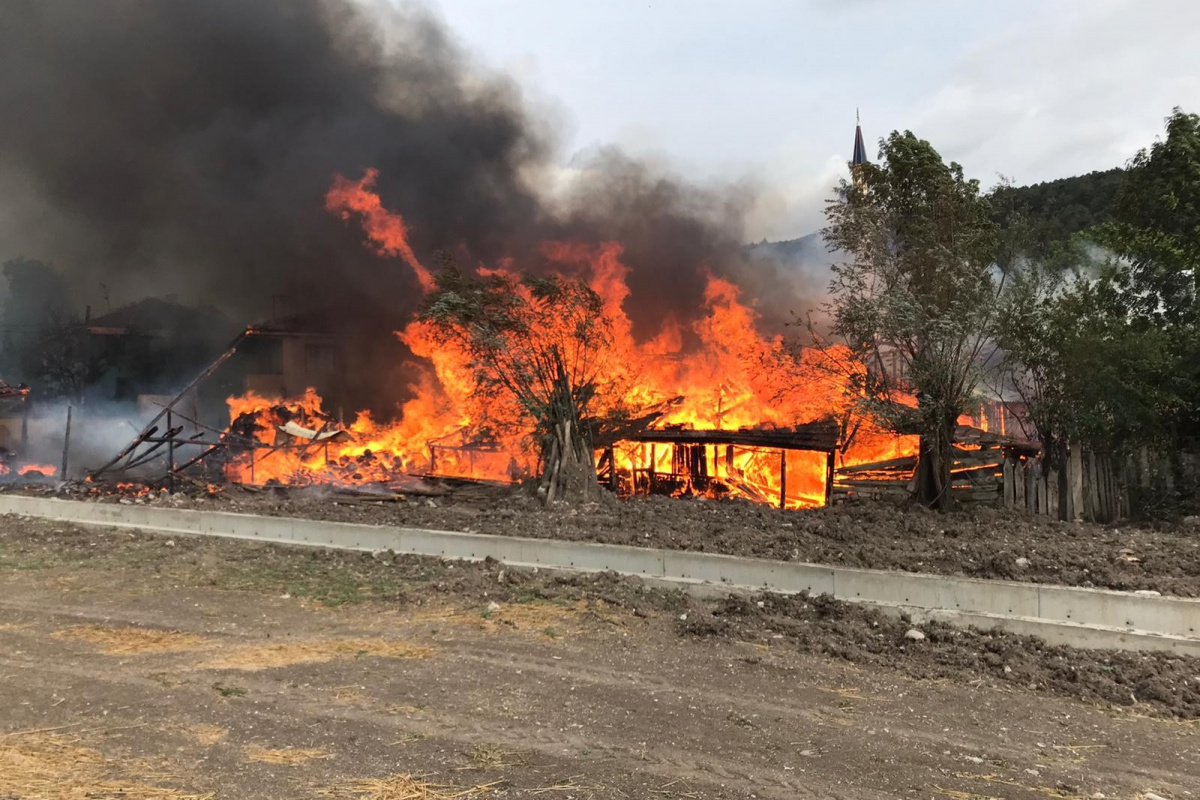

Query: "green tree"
(820, 131), (1002, 510)
(998, 109), (1200, 515)
(1097, 109), (1200, 501)
(1098, 108), (1200, 322)
(419, 263), (613, 503)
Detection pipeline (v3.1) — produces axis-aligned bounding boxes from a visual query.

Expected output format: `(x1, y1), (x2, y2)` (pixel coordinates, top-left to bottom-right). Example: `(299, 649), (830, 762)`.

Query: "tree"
(820, 131), (1002, 510)
(1098, 109), (1200, 322)
(0, 258), (105, 399)
(419, 263), (613, 503)
(1095, 108), (1200, 501)
(996, 109), (1200, 515)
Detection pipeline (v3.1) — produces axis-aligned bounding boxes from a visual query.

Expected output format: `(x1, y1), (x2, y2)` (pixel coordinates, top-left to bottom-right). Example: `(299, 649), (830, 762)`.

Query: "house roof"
(87, 297), (230, 336)
(250, 308), (335, 337)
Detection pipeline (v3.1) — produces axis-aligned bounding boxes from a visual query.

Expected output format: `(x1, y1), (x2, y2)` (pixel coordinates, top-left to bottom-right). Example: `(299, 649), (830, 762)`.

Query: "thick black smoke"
(0, 0), (812, 410)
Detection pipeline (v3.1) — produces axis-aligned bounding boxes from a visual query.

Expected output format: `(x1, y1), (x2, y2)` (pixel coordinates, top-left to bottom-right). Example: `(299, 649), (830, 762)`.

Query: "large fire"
(222, 170), (921, 507)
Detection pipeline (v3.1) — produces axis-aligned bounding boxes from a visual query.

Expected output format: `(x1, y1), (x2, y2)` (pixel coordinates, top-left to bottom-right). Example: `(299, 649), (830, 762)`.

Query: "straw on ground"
(52, 624), (209, 655)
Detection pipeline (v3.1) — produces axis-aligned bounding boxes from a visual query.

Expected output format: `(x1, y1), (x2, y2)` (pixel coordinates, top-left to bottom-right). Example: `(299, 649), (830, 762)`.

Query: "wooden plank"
(824, 451), (835, 507)
(1069, 443), (1084, 521)
(1046, 468), (1059, 520)
(1002, 456), (1014, 507)
(1027, 455), (1036, 513)
(837, 455), (918, 474)
(1014, 459), (1026, 509)
(1087, 451), (1101, 523)
(1032, 459), (1044, 515)
(624, 423), (838, 453)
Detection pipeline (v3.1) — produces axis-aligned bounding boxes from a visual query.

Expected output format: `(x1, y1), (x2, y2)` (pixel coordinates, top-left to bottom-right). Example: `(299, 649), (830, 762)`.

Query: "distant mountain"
(752, 168), (1126, 260)
(746, 232), (827, 272)
(991, 167), (1124, 253)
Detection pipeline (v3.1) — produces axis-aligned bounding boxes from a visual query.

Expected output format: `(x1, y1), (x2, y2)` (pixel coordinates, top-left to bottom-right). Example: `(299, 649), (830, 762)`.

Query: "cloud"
(911, 0), (1200, 185)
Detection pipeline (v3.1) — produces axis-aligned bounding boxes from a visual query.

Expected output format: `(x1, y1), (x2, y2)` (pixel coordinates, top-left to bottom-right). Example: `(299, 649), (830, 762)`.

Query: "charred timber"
(604, 422), (838, 454)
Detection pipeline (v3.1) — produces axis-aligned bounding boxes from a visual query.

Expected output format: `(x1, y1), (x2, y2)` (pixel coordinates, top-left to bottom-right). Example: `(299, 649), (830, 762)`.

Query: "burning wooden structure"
(596, 421), (840, 509)
(834, 424), (1040, 507)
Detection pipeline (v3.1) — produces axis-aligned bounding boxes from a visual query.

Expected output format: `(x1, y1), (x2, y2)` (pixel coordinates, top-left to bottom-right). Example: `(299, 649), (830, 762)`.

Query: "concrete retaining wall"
(3, 494), (1199, 655)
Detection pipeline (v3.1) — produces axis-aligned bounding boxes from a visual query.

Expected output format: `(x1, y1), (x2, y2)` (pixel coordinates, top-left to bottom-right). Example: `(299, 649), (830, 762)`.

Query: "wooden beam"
(92, 328), (249, 477)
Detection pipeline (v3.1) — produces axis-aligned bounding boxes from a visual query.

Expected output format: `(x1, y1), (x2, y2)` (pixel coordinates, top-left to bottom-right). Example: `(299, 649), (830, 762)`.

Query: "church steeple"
(851, 109), (868, 167)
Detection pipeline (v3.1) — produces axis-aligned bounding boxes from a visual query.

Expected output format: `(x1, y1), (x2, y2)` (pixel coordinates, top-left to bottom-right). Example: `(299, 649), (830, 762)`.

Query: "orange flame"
(325, 168), (435, 293)
(220, 171), (924, 505)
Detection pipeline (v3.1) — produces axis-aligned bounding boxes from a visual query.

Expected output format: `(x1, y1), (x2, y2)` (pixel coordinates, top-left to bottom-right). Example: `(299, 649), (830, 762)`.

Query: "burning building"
(2, 3), (1038, 509)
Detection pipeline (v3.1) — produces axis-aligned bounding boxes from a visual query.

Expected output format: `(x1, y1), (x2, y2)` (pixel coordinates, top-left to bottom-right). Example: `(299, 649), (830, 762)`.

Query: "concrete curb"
(3, 494), (1199, 655)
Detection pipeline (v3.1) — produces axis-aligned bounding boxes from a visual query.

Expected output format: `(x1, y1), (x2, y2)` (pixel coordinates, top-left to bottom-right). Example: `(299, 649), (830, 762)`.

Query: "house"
(86, 297), (237, 403)
(239, 309), (342, 407)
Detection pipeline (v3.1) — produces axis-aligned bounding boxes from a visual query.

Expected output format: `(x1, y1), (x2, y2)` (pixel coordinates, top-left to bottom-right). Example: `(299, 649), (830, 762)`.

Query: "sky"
(425, 0), (1200, 240)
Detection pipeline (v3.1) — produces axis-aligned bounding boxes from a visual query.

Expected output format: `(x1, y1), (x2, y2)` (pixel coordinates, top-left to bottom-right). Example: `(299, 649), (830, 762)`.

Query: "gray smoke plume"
(0, 0), (815, 410)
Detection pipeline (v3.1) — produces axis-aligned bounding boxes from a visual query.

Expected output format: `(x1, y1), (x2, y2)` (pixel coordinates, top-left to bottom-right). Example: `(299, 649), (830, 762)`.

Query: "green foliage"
(990, 169), (1123, 257)
(1097, 109), (1200, 322)
(997, 109), (1200, 512)
(821, 131), (1003, 508)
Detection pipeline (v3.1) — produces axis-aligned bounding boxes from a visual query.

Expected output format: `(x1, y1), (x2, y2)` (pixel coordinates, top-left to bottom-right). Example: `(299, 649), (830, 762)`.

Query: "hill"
(755, 168), (1125, 261)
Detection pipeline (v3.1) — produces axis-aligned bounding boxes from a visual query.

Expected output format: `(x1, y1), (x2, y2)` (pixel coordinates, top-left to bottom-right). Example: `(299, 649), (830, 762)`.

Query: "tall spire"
(851, 109), (869, 167)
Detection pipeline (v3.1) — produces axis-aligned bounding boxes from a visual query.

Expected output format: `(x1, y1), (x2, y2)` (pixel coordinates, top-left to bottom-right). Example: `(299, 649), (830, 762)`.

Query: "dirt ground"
(2, 516), (1200, 799)
(61, 481), (1200, 597)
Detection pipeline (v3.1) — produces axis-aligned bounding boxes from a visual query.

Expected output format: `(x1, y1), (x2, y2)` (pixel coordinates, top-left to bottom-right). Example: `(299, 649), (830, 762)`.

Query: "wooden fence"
(1002, 444), (1126, 523)
(836, 436), (1133, 522)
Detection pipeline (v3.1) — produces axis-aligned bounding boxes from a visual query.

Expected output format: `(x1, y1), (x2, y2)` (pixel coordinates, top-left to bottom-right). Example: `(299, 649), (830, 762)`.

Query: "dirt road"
(1, 516), (1198, 799)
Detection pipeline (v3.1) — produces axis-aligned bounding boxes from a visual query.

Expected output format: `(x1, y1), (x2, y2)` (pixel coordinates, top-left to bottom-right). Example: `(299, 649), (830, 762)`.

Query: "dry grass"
(52, 624), (208, 655)
(326, 774), (499, 800)
(461, 744), (526, 770)
(197, 637), (435, 671)
(245, 745), (331, 765)
(387, 733), (427, 747)
(950, 773), (1089, 799)
(333, 685), (370, 704)
(0, 730), (211, 799)
(413, 599), (623, 638)
(187, 725), (227, 746)
(0, 622), (26, 632)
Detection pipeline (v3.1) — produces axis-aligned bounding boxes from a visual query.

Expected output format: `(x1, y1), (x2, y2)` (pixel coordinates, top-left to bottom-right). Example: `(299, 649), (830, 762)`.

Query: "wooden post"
(779, 449), (787, 509)
(166, 409), (175, 494)
(1087, 451), (1100, 523)
(606, 445), (618, 492)
(60, 404), (73, 479)
(1014, 458), (1026, 509)
(1025, 458), (1036, 512)
(648, 443), (656, 493)
(1069, 443), (1084, 522)
(1002, 455), (1014, 507)
(20, 396), (29, 453)
(824, 450), (836, 507)
(1047, 468), (1060, 519)
(1032, 459), (1044, 515)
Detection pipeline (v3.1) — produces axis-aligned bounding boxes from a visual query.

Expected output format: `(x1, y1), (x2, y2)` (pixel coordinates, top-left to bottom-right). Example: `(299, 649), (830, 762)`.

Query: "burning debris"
(84, 176), (1025, 510)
